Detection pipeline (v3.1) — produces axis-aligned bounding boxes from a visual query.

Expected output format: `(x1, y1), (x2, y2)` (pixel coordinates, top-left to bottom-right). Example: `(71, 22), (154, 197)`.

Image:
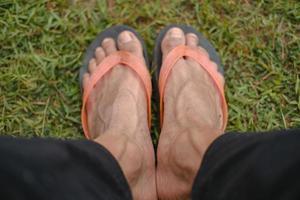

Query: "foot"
(156, 28), (225, 199)
(83, 31), (157, 200)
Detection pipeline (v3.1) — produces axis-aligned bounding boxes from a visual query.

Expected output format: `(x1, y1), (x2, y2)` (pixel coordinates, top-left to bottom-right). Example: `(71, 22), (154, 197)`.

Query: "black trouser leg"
(0, 136), (132, 200)
(192, 128), (300, 200)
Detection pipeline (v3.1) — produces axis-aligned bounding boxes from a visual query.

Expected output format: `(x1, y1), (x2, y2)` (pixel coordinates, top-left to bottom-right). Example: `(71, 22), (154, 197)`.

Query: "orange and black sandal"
(79, 25), (152, 139)
(153, 24), (228, 131)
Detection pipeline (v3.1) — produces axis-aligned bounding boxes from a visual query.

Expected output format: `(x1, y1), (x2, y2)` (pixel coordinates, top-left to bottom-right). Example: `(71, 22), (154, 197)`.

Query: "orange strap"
(158, 45), (228, 131)
(81, 51), (152, 139)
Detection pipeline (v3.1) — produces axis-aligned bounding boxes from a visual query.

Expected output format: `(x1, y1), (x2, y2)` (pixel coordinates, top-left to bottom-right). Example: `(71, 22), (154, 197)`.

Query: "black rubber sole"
(79, 25), (150, 92)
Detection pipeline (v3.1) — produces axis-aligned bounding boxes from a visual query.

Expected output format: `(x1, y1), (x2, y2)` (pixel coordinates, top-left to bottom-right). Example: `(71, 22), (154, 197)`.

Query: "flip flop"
(153, 24), (228, 131)
(79, 25), (152, 139)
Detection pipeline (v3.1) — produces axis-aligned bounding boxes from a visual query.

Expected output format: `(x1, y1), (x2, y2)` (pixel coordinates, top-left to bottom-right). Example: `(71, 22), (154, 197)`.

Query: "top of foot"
(82, 30), (157, 200)
(156, 27), (225, 200)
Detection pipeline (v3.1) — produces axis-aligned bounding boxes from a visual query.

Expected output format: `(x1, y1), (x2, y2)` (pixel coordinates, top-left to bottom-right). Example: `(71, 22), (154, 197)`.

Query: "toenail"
(168, 28), (183, 38)
(89, 59), (96, 64)
(119, 31), (132, 43)
(188, 33), (198, 40)
(96, 47), (102, 52)
(102, 38), (112, 44)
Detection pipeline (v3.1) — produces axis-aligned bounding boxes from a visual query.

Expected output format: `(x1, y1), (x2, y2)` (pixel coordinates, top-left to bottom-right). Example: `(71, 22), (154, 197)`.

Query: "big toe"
(117, 31), (144, 58)
(161, 27), (185, 60)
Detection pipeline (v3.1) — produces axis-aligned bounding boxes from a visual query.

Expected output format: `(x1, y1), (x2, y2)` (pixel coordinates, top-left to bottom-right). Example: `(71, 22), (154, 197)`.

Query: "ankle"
(169, 126), (221, 180)
(94, 134), (144, 186)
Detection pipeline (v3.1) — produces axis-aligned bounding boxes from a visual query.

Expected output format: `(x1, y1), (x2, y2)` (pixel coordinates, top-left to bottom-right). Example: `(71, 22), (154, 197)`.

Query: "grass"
(0, 0), (299, 145)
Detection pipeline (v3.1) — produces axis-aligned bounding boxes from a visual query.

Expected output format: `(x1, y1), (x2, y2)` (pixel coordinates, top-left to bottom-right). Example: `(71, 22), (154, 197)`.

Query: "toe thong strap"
(82, 51), (152, 139)
(158, 45), (228, 131)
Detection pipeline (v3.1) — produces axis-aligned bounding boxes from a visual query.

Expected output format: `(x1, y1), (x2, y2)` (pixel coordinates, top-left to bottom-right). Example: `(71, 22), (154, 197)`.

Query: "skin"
(83, 28), (224, 200)
(156, 28), (224, 200)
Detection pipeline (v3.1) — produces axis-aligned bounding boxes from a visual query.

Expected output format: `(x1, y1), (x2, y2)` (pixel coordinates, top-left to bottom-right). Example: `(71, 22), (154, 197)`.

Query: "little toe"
(83, 73), (90, 88)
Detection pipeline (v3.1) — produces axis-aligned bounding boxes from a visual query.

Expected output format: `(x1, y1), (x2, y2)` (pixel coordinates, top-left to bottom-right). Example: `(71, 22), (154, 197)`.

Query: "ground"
(0, 0), (299, 145)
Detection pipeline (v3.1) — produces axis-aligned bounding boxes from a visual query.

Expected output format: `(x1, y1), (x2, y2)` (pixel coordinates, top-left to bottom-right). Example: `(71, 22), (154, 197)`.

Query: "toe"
(117, 31), (143, 58)
(161, 27), (185, 60)
(83, 73), (90, 88)
(88, 58), (97, 73)
(198, 46), (209, 58)
(102, 38), (117, 55)
(95, 47), (106, 65)
(211, 61), (219, 71)
(186, 33), (198, 48)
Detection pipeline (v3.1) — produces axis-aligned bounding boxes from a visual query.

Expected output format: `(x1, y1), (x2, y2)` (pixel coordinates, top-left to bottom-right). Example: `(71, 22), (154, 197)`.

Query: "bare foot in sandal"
(156, 27), (226, 200)
(82, 30), (157, 200)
